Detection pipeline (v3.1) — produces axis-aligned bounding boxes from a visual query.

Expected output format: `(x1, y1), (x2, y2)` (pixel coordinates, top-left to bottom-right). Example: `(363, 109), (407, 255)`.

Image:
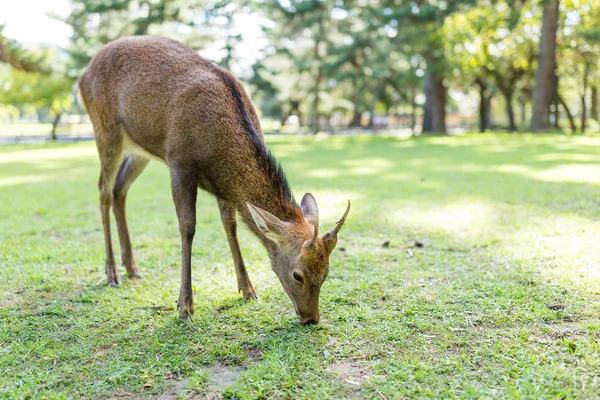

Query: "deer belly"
(122, 131), (166, 164)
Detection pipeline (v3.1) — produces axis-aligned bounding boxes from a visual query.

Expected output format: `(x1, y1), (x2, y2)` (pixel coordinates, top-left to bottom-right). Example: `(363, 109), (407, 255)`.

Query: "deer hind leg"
(217, 199), (257, 300)
(94, 125), (124, 286)
(112, 154), (150, 279)
(170, 167), (198, 320)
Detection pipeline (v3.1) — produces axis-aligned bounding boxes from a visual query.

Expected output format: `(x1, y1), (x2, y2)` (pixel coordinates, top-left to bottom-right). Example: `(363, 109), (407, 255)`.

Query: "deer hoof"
(241, 284), (258, 300)
(108, 280), (120, 287)
(178, 312), (193, 323)
(129, 272), (142, 279)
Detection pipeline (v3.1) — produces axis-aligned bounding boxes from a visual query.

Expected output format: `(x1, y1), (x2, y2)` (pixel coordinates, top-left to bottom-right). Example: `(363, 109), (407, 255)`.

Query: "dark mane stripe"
(214, 69), (295, 205)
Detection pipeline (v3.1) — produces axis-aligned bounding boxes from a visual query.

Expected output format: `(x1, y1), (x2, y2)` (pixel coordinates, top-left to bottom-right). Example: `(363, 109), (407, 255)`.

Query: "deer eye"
(293, 271), (304, 284)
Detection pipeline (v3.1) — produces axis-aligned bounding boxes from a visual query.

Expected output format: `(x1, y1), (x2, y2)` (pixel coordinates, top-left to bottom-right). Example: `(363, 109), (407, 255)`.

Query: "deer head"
(247, 193), (351, 324)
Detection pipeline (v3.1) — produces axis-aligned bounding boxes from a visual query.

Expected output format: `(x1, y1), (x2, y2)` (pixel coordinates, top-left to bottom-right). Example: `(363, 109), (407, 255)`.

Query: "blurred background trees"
(1, 25), (73, 138)
(1, 0), (599, 138)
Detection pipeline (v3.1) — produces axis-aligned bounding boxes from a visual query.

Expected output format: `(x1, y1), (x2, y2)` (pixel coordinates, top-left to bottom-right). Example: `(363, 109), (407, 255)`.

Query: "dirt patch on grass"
(537, 321), (594, 342)
(330, 359), (371, 385)
(219, 345), (262, 367)
(151, 378), (190, 400)
(328, 359), (374, 398)
(244, 346), (263, 363)
(329, 360), (390, 399)
(152, 363), (244, 400)
(203, 364), (244, 395)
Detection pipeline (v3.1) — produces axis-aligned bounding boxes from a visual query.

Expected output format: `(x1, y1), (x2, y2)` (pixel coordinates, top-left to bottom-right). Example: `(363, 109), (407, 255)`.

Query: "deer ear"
(300, 193), (319, 226)
(247, 202), (288, 244)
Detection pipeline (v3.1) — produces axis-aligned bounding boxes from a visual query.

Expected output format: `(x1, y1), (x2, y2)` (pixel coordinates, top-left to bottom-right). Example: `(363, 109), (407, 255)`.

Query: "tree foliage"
(2, 0), (599, 135)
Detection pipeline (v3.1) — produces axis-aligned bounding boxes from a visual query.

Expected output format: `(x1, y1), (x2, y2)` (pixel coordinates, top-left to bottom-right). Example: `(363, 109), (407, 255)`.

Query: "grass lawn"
(0, 123), (94, 137)
(1, 133), (600, 399)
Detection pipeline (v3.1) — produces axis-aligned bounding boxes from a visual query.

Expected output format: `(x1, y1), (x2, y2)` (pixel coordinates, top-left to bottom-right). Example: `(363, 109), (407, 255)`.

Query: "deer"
(78, 36), (351, 324)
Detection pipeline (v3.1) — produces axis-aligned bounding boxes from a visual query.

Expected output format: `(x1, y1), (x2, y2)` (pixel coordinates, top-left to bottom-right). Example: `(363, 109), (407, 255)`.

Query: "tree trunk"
(288, 100), (302, 126)
(531, 0), (559, 132)
(350, 110), (362, 127)
(51, 112), (61, 141)
(310, 14), (324, 135)
(552, 63), (559, 129)
(503, 90), (516, 132)
(411, 96), (417, 134)
(484, 95), (493, 130)
(431, 74), (446, 134)
(423, 65), (446, 134)
(423, 75), (432, 132)
(581, 94), (587, 133)
(310, 68), (322, 134)
(591, 86), (598, 120)
(477, 78), (488, 133)
(558, 94), (576, 133)
(581, 64), (589, 133)
(367, 88), (381, 128)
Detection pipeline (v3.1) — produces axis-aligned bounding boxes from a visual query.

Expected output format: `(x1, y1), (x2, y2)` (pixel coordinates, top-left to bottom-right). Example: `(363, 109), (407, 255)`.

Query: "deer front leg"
(170, 168), (198, 321)
(217, 199), (257, 300)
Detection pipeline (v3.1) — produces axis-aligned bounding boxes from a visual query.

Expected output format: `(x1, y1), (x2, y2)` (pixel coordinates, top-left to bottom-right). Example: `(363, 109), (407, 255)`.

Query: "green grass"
(0, 122), (93, 137)
(1, 133), (600, 399)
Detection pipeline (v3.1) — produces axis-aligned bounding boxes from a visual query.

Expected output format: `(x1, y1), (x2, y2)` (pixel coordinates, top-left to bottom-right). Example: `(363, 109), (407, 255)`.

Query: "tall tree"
(591, 86), (599, 120)
(258, 1), (337, 134)
(558, 0), (600, 132)
(531, 0), (559, 131)
(446, 7), (497, 133)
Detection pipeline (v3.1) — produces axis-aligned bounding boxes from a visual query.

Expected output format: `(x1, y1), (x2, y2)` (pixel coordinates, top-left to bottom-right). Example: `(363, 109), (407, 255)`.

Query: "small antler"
(308, 215), (319, 246)
(332, 200), (351, 235)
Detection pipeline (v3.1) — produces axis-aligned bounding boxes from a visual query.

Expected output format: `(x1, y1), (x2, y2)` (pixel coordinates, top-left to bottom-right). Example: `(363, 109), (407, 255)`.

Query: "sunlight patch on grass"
(534, 153), (600, 163)
(0, 146), (97, 164)
(533, 165), (600, 185)
(499, 209), (600, 284)
(308, 169), (340, 178)
(394, 201), (498, 241)
(384, 172), (417, 181)
(0, 174), (51, 187)
(343, 158), (395, 168)
(341, 158), (395, 176)
(493, 164), (532, 174)
(266, 144), (312, 158)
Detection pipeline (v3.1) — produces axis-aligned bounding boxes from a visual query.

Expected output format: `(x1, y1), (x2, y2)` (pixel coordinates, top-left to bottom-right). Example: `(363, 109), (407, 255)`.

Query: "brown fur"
(79, 36), (349, 323)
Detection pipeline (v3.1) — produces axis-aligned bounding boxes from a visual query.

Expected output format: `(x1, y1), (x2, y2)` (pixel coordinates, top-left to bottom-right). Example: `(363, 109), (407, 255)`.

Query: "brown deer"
(78, 36), (350, 324)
